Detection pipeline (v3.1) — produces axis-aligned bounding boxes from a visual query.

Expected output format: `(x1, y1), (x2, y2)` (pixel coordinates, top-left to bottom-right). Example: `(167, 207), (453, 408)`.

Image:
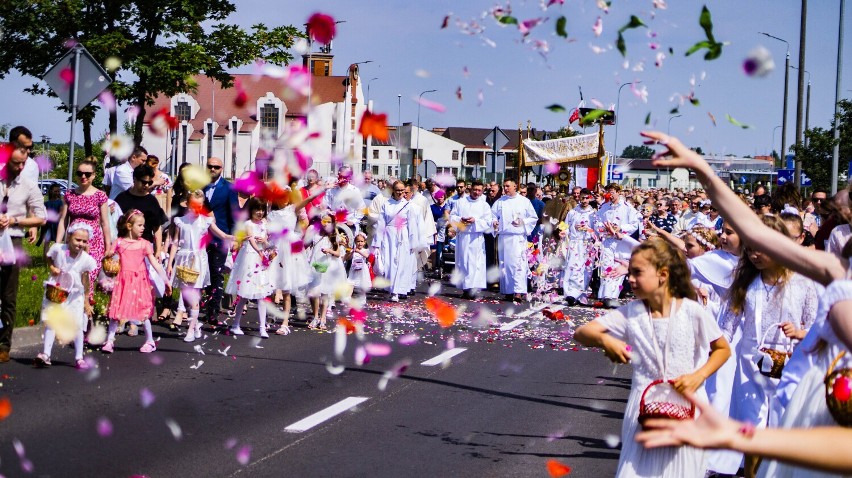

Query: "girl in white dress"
(306, 218), (346, 330)
(721, 215), (819, 478)
(35, 223), (97, 369)
(346, 232), (372, 308)
(575, 237), (730, 478)
(267, 186), (325, 335)
(225, 198), (275, 338)
(166, 190), (233, 343)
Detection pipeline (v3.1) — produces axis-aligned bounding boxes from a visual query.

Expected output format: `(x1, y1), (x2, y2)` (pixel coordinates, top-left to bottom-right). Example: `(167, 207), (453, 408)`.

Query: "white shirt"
(109, 162), (134, 200)
(21, 158), (39, 185)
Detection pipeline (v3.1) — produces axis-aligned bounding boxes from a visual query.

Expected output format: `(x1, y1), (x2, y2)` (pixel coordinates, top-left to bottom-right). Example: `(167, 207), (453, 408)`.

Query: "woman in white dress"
(267, 185), (326, 335)
(636, 131), (852, 478)
(372, 180), (421, 302)
(575, 238), (731, 478)
(166, 190), (233, 342)
(225, 198), (276, 338)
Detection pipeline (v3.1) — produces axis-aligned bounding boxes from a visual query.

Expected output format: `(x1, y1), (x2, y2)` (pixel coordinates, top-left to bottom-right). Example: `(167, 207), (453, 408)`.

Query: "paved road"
(0, 281), (628, 477)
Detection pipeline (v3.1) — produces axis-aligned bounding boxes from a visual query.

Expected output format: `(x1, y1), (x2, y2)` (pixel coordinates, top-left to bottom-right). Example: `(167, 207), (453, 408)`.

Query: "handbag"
(825, 351), (852, 427)
(753, 285), (793, 379)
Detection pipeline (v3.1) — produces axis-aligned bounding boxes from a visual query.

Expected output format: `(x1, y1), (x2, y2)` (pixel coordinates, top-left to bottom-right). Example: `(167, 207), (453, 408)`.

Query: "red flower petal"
(546, 459), (572, 477)
(307, 13), (336, 45)
(358, 110), (389, 141)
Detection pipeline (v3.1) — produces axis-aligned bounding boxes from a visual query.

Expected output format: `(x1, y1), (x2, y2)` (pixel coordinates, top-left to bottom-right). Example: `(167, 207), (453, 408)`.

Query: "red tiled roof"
(144, 73), (348, 133)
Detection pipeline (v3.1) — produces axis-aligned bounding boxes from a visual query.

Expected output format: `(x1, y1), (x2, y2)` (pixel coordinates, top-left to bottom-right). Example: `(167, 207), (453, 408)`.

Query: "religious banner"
(522, 132), (600, 165)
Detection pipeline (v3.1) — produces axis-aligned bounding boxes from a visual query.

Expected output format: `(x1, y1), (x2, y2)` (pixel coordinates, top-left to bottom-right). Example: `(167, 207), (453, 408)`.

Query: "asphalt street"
(0, 279), (628, 477)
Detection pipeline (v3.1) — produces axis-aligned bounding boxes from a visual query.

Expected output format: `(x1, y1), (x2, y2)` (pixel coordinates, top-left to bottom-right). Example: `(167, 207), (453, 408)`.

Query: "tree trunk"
(109, 109), (118, 135)
(82, 117), (93, 157)
(133, 99), (146, 146)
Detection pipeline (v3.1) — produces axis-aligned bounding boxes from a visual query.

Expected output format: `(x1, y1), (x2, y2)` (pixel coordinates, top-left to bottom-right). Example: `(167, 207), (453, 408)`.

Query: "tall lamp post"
(790, 65), (811, 147)
(416, 89), (437, 178)
(772, 125), (782, 158)
(397, 93), (402, 178)
(40, 135), (50, 182)
(613, 80), (641, 165)
(831, 0), (846, 194)
(366, 77), (379, 104)
(760, 32), (790, 170)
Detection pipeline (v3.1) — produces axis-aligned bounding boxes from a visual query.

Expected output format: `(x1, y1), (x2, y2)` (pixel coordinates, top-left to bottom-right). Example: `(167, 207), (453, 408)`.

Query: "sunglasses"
(207, 165), (222, 170)
(138, 179), (154, 186)
(76, 171), (93, 178)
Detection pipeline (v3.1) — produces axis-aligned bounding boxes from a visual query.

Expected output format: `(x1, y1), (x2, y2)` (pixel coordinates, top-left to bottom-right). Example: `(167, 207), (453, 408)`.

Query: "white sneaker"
(195, 327), (203, 339)
(230, 327), (245, 336)
(183, 331), (196, 343)
(260, 330), (269, 339)
(391, 294), (400, 302)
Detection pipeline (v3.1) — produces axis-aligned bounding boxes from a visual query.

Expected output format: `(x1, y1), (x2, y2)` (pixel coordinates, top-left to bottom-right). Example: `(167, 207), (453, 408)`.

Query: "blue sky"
(1, 0), (850, 158)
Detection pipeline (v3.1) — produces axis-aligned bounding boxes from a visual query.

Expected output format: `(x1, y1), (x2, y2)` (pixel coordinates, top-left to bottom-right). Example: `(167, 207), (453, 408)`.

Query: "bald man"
(201, 157), (239, 323)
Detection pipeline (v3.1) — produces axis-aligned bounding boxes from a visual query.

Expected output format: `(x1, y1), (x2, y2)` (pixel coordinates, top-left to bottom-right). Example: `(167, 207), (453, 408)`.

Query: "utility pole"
(794, 0), (808, 190)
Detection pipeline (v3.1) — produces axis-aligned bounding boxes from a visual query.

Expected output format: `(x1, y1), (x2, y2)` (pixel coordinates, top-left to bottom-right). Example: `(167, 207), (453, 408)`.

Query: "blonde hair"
(682, 225), (720, 252)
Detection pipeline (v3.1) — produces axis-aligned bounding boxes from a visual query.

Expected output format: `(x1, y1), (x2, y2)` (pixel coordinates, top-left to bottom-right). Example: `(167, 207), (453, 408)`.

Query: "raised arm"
(642, 130), (845, 285)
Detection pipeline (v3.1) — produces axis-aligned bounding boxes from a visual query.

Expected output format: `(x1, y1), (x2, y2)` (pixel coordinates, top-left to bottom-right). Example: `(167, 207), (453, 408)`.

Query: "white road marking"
(516, 303), (549, 318)
(420, 347), (468, 366)
(284, 397), (369, 433)
(499, 319), (529, 331)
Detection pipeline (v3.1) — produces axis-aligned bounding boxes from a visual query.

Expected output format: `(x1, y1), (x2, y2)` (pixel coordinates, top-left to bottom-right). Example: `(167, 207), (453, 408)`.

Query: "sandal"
(75, 358), (90, 370)
(155, 312), (171, 323)
(276, 325), (291, 335)
(139, 341), (157, 353)
(167, 322), (180, 332)
(34, 353), (51, 367)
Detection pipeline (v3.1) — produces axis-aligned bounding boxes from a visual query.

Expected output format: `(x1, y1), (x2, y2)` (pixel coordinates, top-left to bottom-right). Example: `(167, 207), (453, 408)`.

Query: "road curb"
(9, 324), (45, 353)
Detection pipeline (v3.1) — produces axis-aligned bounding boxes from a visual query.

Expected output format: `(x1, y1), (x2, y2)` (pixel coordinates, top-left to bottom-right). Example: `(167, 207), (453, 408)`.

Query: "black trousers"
(202, 244), (227, 318)
(0, 238), (22, 353)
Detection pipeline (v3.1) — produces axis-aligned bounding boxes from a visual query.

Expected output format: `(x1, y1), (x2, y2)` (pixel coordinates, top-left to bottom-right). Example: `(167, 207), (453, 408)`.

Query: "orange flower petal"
(337, 318), (356, 334)
(546, 459), (572, 477)
(424, 297), (457, 328)
(358, 110), (389, 142)
(0, 397), (11, 421)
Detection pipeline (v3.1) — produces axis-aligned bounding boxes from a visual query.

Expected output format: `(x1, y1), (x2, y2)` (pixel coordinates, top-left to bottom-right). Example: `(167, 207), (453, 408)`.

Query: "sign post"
(42, 44), (111, 185)
(483, 127), (509, 183)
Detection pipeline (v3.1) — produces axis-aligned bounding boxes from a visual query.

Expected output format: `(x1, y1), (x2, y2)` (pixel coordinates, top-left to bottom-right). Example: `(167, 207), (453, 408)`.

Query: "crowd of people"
(3, 124), (852, 477)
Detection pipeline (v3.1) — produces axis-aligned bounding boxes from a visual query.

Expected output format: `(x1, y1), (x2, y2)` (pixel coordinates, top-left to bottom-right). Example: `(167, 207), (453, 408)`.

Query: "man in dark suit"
(201, 157), (238, 323)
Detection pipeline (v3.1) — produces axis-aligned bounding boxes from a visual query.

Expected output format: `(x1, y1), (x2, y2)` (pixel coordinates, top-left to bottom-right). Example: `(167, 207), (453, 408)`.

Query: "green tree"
(551, 126), (580, 139)
(621, 144), (655, 159)
(793, 99), (852, 191)
(0, 1), (303, 150)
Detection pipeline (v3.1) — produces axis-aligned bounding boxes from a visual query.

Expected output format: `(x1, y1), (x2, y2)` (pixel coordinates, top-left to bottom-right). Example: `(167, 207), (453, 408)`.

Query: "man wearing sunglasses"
(0, 139), (47, 363)
(201, 157), (238, 323)
(108, 145), (148, 200)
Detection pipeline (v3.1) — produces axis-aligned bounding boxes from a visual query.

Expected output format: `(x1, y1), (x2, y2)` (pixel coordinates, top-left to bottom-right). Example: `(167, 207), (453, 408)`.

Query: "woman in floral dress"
(56, 159), (111, 296)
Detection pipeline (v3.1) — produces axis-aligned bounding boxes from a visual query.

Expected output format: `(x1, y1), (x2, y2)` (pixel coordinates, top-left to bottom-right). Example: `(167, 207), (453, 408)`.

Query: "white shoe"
(195, 327), (203, 339)
(230, 327), (244, 336)
(391, 294), (400, 302)
(260, 330), (269, 339)
(183, 332), (196, 343)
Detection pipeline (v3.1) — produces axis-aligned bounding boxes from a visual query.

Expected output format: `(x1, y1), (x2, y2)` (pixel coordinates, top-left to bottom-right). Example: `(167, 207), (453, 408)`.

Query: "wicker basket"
(45, 283), (69, 304)
(757, 327), (793, 379)
(638, 380), (695, 428)
(825, 351), (852, 427)
(102, 256), (120, 277)
(175, 265), (200, 284)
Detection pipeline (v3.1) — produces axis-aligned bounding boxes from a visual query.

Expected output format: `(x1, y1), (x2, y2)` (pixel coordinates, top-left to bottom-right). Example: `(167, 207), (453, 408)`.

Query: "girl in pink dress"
(102, 210), (171, 354)
(56, 160), (111, 299)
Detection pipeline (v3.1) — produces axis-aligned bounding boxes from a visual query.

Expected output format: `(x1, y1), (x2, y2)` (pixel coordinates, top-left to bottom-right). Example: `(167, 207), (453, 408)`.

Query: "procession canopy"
(521, 132), (600, 166)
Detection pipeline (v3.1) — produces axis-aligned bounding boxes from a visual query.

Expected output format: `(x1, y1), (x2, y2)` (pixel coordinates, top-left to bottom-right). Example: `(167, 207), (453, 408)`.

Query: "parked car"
(39, 179), (77, 195)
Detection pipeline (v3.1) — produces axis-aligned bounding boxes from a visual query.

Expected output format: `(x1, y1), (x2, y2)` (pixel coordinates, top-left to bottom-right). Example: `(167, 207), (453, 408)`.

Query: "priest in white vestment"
(491, 180), (539, 302)
(449, 180), (493, 299)
(595, 183), (639, 308)
(372, 181), (420, 302)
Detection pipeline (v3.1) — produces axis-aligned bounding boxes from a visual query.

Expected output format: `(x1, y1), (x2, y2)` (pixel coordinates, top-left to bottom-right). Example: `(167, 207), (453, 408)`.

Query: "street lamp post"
(613, 81), (641, 165)
(832, 0), (846, 194)
(397, 93), (402, 178)
(366, 77), (378, 105)
(790, 66), (811, 147)
(416, 89), (436, 179)
(772, 125), (782, 158)
(40, 135), (50, 182)
(760, 32), (790, 170)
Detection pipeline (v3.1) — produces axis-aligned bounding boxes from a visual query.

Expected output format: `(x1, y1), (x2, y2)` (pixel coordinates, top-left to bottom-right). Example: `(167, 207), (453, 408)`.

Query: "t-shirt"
(115, 191), (168, 244)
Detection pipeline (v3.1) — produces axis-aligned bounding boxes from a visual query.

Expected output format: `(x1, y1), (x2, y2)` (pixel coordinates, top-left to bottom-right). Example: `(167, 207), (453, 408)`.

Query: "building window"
(452, 150), (459, 161)
(260, 104), (279, 137)
(648, 178), (657, 187)
(175, 101), (191, 122)
(387, 166), (393, 176)
(372, 150), (379, 160)
(387, 150), (393, 159)
(451, 167), (458, 176)
(635, 177), (642, 187)
(372, 165), (379, 175)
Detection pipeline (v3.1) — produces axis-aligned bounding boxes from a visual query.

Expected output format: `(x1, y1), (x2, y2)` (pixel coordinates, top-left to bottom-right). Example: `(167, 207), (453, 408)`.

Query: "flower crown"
(688, 228), (716, 251)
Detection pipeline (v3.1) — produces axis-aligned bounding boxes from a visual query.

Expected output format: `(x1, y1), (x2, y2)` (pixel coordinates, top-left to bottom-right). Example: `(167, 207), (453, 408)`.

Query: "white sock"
(74, 330), (84, 360)
(189, 308), (199, 332)
(107, 321), (118, 343)
(258, 300), (267, 331)
(43, 328), (55, 357)
(143, 319), (154, 343)
(233, 297), (247, 329)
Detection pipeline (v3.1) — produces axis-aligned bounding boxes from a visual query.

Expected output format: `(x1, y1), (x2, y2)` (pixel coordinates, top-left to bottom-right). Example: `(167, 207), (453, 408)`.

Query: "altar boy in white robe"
(595, 183), (640, 308)
(450, 180), (493, 299)
(491, 180), (539, 303)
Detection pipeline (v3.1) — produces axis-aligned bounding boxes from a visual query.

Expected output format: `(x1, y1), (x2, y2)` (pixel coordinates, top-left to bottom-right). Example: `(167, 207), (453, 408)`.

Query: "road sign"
(483, 127), (509, 151)
(416, 159), (436, 179)
(777, 169), (812, 186)
(43, 45), (111, 111)
(611, 172), (623, 181)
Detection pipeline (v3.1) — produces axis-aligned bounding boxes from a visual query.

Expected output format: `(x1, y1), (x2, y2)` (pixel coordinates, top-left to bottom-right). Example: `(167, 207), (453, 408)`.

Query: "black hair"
(8, 125), (32, 143)
(133, 164), (155, 181)
(471, 179), (484, 188)
(246, 197), (267, 218)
